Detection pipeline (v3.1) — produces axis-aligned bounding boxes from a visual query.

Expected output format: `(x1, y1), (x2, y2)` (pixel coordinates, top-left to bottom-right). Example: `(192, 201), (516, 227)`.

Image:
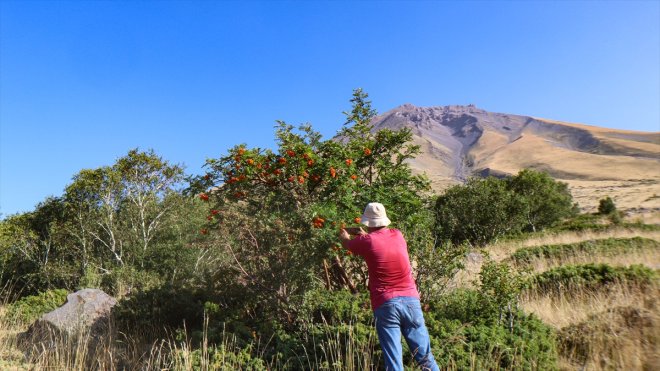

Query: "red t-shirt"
(347, 228), (419, 311)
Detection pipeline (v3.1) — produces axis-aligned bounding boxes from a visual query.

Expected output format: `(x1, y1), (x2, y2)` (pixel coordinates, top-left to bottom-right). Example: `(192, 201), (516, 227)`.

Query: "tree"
(0, 197), (79, 294)
(434, 169), (576, 246)
(598, 196), (617, 215)
(434, 177), (524, 246)
(507, 169), (575, 232)
(63, 149), (187, 292)
(188, 89), (438, 324)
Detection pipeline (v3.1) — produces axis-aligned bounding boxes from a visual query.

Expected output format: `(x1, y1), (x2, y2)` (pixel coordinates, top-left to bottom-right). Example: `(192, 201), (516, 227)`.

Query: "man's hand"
(339, 228), (351, 241)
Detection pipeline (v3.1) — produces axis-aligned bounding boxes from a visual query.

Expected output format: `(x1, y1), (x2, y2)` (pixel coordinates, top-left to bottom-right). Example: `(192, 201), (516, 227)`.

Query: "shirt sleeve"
(347, 234), (370, 256)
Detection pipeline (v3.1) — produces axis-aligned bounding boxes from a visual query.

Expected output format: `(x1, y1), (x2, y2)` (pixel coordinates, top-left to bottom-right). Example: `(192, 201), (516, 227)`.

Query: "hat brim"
(361, 216), (391, 228)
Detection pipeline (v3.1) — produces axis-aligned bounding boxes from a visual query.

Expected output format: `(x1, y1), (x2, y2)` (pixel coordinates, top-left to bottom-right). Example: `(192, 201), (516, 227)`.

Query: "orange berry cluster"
(312, 216), (325, 228)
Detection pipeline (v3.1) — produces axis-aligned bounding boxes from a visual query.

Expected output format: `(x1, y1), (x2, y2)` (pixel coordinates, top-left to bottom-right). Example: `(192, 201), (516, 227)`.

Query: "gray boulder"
(19, 288), (117, 351)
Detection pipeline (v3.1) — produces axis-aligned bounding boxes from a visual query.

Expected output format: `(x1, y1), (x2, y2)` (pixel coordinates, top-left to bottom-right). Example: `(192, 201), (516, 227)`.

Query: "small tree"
(507, 169), (575, 232)
(434, 169), (576, 246)
(598, 196), (617, 215)
(188, 89), (441, 323)
(434, 177), (524, 246)
(478, 260), (527, 331)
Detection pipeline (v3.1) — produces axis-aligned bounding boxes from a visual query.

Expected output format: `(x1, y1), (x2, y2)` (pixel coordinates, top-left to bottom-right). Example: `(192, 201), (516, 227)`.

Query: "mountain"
(371, 104), (660, 214)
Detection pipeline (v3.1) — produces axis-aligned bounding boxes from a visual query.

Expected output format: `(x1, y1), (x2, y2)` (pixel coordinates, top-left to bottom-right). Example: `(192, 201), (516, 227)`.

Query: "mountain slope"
(371, 104), (660, 214)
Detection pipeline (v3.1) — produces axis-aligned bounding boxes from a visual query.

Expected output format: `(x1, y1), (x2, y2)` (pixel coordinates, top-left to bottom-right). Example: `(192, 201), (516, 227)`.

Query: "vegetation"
(1, 89), (656, 370)
(433, 169), (575, 246)
(557, 306), (658, 370)
(509, 237), (660, 267)
(530, 263), (657, 294)
(598, 196), (617, 215)
(5, 288), (68, 324)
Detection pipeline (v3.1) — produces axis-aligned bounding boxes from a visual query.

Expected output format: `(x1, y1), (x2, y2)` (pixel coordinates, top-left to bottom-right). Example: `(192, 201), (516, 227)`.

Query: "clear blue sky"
(1, 0), (659, 217)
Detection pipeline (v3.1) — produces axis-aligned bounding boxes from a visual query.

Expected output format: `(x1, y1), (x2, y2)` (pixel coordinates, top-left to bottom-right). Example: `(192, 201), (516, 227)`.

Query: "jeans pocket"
(375, 302), (398, 327)
(406, 302), (423, 328)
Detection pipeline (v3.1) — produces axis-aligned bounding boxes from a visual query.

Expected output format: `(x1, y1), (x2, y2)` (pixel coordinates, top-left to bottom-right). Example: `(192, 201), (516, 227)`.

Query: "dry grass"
(488, 228), (660, 263)
(520, 284), (657, 329)
(453, 226), (660, 370)
(522, 283), (660, 370)
(516, 249), (660, 272)
(557, 305), (659, 371)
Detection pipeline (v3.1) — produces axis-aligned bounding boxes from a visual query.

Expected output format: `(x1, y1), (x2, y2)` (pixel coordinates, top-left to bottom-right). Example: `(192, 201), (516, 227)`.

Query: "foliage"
(478, 260), (527, 330)
(0, 149), (207, 299)
(530, 263), (657, 294)
(509, 237), (660, 267)
(114, 284), (211, 332)
(434, 177), (524, 246)
(6, 288), (68, 324)
(187, 89), (436, 324)
(598, 196), (617, 215)
(0, 199), (79, 295)
(434, 169), (576, 246)
(63, 148), (186, 271)
(507, 169), (575, 232)
(405, 208), (469, 301)
(425, 289), (558, 370)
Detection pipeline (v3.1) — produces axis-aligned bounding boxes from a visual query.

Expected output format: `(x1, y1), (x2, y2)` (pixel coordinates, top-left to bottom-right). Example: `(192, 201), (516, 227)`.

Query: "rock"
(466, 252), (484, 264)
(18, 288), (117, 353)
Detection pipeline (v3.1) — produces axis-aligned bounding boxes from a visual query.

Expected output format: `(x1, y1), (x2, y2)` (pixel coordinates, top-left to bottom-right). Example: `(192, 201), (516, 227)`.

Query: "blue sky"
(1, 0), (659, 217)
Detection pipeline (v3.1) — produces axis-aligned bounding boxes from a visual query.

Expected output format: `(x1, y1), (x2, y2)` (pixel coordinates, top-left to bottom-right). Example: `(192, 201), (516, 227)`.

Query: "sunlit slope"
(371, 104), (660, 212)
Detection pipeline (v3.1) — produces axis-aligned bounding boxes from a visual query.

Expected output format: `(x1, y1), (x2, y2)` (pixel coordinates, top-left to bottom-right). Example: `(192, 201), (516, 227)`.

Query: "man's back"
(348, 228), (419, 311)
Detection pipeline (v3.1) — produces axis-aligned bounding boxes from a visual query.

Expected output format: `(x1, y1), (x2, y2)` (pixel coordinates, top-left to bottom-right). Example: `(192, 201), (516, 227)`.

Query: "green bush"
(114, 284), (209, 332)
(183, 343), (267, 370)
(298, 288), (372, 326)
(425, 289), (558, 370)
(6, 288), (68, 324)
(510, 237), (660, 266)
(434, 177), (524, 246)
(434, 169), (575, 246)
(530, 264), (657, 293)
(598, 196), (617, 215)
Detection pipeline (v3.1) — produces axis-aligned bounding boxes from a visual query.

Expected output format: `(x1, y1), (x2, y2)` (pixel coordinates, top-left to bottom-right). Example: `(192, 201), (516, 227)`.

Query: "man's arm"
(339, 228), (366, 249)
(339, 228), (352, 249)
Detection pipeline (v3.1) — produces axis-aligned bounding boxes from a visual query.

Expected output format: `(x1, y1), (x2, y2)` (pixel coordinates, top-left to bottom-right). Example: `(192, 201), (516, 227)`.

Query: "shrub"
(598, 196), (617, 215)
(6, 288), (68, 324)
(434, 177), (523, 246)
(478, 261), (527, 330)
(530, 264), (657, 294)
(114, 284), (209, 332)
(434, 169), (576, 246)
(509, 237), (660, 267)
(425, 289), (558, 370)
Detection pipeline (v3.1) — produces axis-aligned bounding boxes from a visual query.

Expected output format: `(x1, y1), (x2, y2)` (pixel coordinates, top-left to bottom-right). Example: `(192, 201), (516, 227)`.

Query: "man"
(339, 202), (439, 371)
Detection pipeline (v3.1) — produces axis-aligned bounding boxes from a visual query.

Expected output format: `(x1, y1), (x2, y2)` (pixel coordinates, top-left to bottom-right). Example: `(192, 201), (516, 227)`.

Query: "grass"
(508, 237), (660, 271)
(520, 282), (657, 329)
(488, 226), (660, 262)
(521, 272), (659, 371)
(557, 306), (659, 370)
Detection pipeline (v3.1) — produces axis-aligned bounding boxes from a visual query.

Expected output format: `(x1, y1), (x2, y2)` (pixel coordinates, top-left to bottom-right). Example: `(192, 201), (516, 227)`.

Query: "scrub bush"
(5, 288), (68, 324)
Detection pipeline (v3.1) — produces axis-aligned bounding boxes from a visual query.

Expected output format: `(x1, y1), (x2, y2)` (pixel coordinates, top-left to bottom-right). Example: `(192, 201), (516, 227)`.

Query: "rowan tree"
(188, 89), (439, 323)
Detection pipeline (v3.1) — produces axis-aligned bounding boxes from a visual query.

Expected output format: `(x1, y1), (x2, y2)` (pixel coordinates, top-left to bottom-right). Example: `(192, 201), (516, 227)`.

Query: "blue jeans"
(374, 296), (439, 371)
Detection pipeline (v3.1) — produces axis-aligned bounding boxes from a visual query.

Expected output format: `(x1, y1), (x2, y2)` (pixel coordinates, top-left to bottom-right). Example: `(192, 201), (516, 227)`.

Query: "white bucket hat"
(360, 202), (391, 227)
